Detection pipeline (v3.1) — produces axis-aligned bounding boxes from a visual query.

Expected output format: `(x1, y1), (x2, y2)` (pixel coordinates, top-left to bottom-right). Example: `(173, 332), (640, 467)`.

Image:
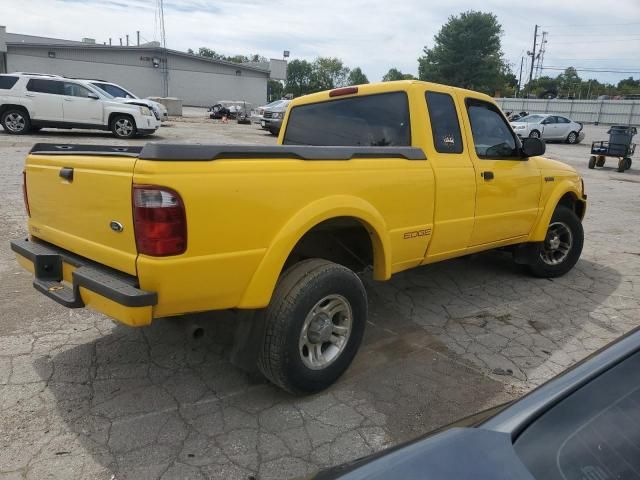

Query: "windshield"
(92, 82), (137, 99)
(517, 115), (546, 123)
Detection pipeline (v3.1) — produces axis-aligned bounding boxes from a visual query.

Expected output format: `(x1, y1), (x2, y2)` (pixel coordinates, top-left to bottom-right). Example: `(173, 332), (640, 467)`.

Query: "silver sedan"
(510, 114), (585, 144)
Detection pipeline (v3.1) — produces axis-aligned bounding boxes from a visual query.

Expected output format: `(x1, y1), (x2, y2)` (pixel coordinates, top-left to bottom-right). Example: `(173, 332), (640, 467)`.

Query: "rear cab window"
(283, 92), (411, 146)
(426, 91), (463, 153)
(0, 76), (19, 90)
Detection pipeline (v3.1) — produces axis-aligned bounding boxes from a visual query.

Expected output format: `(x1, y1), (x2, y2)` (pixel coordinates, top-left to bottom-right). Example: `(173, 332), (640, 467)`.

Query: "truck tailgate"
(25, 145), (140, 275)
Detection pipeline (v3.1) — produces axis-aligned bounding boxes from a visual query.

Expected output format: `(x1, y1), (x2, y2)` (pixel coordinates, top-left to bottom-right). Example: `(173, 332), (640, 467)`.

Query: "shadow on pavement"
(33, 251), (623, 479)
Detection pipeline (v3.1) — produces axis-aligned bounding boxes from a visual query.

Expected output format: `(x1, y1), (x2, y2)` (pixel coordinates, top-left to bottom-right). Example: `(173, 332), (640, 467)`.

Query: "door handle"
(63, 98), (73, 101)
(25, 93), (35, 97)
(481, 171), (494, 180)
(59, 167), (74, 182)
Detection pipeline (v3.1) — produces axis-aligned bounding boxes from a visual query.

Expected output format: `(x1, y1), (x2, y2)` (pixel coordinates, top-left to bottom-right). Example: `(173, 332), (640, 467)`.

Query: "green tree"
(311, 57), (350, 90)
(557, 67), (582, 97)
(268, 80), (284, 102)
(418, 11), (510, 94)
(382, 68), (414, 81)
(197, 47), (225, 60)
(525, 75), (560, 98)
(285, 59), (314, 96)
(348, 67), (369, 85)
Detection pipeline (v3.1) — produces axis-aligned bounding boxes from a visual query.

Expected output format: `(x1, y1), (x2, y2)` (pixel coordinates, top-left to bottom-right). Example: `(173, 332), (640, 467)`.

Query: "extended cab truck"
(11, 81), (586, 394)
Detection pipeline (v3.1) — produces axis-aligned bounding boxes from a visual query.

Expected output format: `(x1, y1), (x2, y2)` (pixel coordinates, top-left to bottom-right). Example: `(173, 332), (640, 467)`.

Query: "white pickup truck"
(0, 73), (160, 138)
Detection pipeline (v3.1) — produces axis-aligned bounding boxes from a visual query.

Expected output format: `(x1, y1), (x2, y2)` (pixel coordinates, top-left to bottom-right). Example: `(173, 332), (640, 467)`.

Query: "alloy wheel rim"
(569, 133), (576, 143)
(115, 119), (133, 136)
(531, 131), (540, 138)
(5, 113), (26, 132)
(540, 221), (573, 266)
(299, 294), (352, 370)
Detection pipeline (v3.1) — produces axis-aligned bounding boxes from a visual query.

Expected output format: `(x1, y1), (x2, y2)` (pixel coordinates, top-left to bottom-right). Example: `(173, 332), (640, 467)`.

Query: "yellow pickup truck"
(11, 80), (586, 393)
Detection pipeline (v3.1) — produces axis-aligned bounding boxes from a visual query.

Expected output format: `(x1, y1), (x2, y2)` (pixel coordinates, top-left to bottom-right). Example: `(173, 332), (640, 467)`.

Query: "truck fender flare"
(529, 182), (584, 242)
(238, 195), (391, 309)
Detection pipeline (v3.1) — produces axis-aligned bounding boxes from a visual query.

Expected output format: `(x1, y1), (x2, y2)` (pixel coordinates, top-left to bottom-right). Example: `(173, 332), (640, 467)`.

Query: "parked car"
(0, 73), (160, 138)
(251, 99), (287, 125)
(312, 327), (640, 479)
(262, 99), (291, 135)
(11, 81), (586, 394)
(510, 114), (585, 144)
(82, 79), (169, 122)
(507, 111), (529, 122)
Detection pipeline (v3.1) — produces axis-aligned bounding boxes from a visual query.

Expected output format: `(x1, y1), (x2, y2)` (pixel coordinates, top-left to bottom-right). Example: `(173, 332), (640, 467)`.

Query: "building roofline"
(6, 42), (271, 74)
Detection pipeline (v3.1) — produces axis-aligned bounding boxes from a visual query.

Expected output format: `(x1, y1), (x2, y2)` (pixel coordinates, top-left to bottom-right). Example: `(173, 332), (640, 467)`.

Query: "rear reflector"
(133, 185), (187, 256)
(22, 171), (30, 217)
(329, 87), (358, 97)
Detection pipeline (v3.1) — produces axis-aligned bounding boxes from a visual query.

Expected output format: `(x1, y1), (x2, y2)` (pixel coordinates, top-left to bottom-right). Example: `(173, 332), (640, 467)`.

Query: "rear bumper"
(10, 237), (156, 327)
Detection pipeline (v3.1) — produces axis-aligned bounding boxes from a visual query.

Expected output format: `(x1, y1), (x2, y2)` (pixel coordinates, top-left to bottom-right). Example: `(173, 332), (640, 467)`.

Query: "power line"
(542, 66), (640, 74)
(540, 22), (640, 28)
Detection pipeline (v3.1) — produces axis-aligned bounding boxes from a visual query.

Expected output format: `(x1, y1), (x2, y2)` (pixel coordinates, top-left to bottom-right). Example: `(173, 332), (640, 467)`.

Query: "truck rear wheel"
(258, 259), (367, 394)
(527, 206), (583, 278)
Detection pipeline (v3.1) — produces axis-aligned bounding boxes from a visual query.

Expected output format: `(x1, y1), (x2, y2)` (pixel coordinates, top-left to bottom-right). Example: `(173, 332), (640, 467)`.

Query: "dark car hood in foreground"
(313, 428), (534, 480)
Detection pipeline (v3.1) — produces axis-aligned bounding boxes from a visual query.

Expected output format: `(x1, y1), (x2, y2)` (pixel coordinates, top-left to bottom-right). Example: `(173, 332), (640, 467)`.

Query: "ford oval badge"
(110, 221), (124, 233)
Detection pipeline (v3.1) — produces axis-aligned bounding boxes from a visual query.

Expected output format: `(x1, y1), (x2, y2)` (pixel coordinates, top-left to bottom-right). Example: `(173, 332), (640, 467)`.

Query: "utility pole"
(517, 56), (524, 98)
(126, 34), (129, 46)
(526, 24), (538, 97)
(136, 30), (140, 46)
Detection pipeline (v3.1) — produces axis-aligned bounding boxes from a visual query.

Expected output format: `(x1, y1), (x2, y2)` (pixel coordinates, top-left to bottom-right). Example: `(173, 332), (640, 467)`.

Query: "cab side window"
(426, 92), (463, 154)
(466, 98), (519, 159)
(542, 116), (557, 124)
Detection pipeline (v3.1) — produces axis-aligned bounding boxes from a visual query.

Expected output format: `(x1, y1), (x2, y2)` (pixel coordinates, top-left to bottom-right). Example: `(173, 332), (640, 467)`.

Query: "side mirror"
(522, 137), (545, 157)
(87, 93), (100, 100)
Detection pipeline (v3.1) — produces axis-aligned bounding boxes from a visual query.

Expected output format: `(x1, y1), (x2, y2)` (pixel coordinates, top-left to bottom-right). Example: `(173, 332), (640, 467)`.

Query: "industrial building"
(0, 26), (286, 107)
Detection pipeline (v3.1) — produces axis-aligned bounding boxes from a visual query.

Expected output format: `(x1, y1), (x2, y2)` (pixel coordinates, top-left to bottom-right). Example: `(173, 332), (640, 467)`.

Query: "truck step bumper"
(10, 238), (157, 326)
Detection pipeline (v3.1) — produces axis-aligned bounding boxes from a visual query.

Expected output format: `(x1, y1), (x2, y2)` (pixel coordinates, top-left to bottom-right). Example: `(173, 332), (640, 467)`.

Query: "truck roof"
(288, 80), (494, 109)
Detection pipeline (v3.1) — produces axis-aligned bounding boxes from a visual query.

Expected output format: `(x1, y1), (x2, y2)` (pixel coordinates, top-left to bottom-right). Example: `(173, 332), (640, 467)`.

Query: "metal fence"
(494, 98), (640, 125)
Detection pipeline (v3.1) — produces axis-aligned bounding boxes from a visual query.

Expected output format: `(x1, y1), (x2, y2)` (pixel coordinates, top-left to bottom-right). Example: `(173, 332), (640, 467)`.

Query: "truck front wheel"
(258, 259), (367, 394)
(527, 206), (584, 278)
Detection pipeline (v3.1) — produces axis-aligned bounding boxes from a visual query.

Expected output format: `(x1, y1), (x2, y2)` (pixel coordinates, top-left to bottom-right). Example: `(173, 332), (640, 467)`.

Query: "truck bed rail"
(30, 143), (427, 161)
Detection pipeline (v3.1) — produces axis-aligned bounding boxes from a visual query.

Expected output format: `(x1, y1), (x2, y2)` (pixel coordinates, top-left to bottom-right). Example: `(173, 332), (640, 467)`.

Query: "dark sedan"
(311, 327), (640, 480)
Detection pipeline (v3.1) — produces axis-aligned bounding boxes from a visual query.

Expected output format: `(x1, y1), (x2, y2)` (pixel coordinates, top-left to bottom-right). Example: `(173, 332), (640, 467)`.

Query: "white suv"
(0, 73), (160, 138)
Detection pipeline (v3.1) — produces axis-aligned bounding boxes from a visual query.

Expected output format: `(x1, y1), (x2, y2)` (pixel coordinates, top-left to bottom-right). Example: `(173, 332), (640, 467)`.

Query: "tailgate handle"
(59, 167), (74, 182)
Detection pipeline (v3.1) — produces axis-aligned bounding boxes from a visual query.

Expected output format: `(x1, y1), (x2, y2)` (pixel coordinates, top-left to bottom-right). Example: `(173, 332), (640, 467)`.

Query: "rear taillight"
(133, 185), (186, 256)
(22, 171), (30, 217)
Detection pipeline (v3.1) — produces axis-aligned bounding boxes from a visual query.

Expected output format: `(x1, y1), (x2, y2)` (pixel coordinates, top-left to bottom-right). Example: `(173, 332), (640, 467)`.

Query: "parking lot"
(1, 115), (639, 480)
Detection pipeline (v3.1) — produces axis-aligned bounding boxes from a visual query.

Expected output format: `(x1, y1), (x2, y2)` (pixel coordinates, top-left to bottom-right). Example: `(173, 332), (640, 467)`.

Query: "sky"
(1, 0), (639, 86)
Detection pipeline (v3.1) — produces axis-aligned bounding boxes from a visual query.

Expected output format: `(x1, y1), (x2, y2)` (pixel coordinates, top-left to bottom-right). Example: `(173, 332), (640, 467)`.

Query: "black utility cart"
(589, 125), (637, 172)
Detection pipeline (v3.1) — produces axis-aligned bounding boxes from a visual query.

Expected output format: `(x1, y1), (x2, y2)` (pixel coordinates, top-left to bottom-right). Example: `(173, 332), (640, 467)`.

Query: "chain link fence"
(495, 98), (640, 125)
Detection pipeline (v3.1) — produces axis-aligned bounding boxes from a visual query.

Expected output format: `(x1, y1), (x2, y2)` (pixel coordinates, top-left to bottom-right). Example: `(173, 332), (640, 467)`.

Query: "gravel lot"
(1, 114), (639, 480)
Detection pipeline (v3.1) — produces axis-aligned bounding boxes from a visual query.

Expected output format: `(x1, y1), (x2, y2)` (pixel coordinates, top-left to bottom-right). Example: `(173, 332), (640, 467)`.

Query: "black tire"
(258, 259), (367, 394)
(527, 206), (583, 278)
(596, 156), (606, 167)
(618, 158), (626, 173)
(529, 130), (541, 139)
(1, 108), (32, 135)
(110, 114), (137, 139)
(566, 131), (579, 144)
(624, 157), (632, 170)
(588, 155), (596, 169)
(268, 127), (279, 136)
